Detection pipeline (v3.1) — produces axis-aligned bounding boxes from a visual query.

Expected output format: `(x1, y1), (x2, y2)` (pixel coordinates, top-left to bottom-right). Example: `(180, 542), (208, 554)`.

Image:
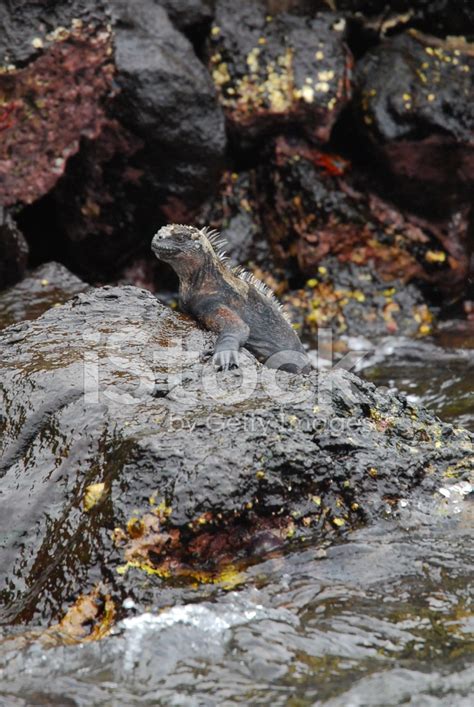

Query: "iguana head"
(151, 224), (225, 276)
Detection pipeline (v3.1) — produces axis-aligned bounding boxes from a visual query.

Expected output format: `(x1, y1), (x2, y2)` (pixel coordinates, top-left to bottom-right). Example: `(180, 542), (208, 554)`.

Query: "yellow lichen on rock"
(425, 249), (446, 263)
(83, 482), (106, 512)
(210, 21), (342, 121)
(43, 586), (115, 645)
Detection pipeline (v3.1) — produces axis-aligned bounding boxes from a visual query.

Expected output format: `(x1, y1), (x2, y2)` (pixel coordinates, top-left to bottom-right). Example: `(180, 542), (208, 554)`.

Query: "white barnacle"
(300, 85), (314, 103)
(332, 18), (346, 32)
(315, 81), (330, 92)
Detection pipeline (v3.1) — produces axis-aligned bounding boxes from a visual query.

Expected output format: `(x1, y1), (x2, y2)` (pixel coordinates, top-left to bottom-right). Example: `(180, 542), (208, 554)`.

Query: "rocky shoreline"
(0, 0), (473, 638)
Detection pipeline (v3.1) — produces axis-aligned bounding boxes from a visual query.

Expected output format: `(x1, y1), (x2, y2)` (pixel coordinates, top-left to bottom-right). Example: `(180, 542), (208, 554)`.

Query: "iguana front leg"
(200, 306), (250, 371)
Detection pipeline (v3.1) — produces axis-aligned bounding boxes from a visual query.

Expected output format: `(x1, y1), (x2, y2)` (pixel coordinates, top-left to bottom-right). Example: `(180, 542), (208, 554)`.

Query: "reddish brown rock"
(0, 22), (114, 207)
(260, 136), (469, 298)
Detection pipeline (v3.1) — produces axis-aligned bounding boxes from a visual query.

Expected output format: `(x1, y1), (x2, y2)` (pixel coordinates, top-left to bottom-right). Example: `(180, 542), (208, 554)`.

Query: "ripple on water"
(351, 335), (474, 432)
(0, 508), (473, 706)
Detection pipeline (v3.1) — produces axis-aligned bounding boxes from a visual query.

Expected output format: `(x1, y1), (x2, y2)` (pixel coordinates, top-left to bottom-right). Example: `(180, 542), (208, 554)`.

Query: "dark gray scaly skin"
(151, 224), (311, 373)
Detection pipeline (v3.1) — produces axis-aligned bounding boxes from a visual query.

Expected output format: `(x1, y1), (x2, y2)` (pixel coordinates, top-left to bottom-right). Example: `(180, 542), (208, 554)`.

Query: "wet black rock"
(157, 0), (215, 32)
(337, 1), (474, 39)
(0, 211), (28, 291)
(354, 31), (474, 215)
(47, 120), (145, 280)
(0, 262), (87, 331)
(112, 0), (226, 212)
(209, 0), (352, 141)
(0, 286), (472, 626)
(197, 171), (271, 267)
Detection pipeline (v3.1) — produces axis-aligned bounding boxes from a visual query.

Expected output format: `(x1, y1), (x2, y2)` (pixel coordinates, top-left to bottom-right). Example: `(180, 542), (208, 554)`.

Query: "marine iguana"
(151, 224), (310, 373)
